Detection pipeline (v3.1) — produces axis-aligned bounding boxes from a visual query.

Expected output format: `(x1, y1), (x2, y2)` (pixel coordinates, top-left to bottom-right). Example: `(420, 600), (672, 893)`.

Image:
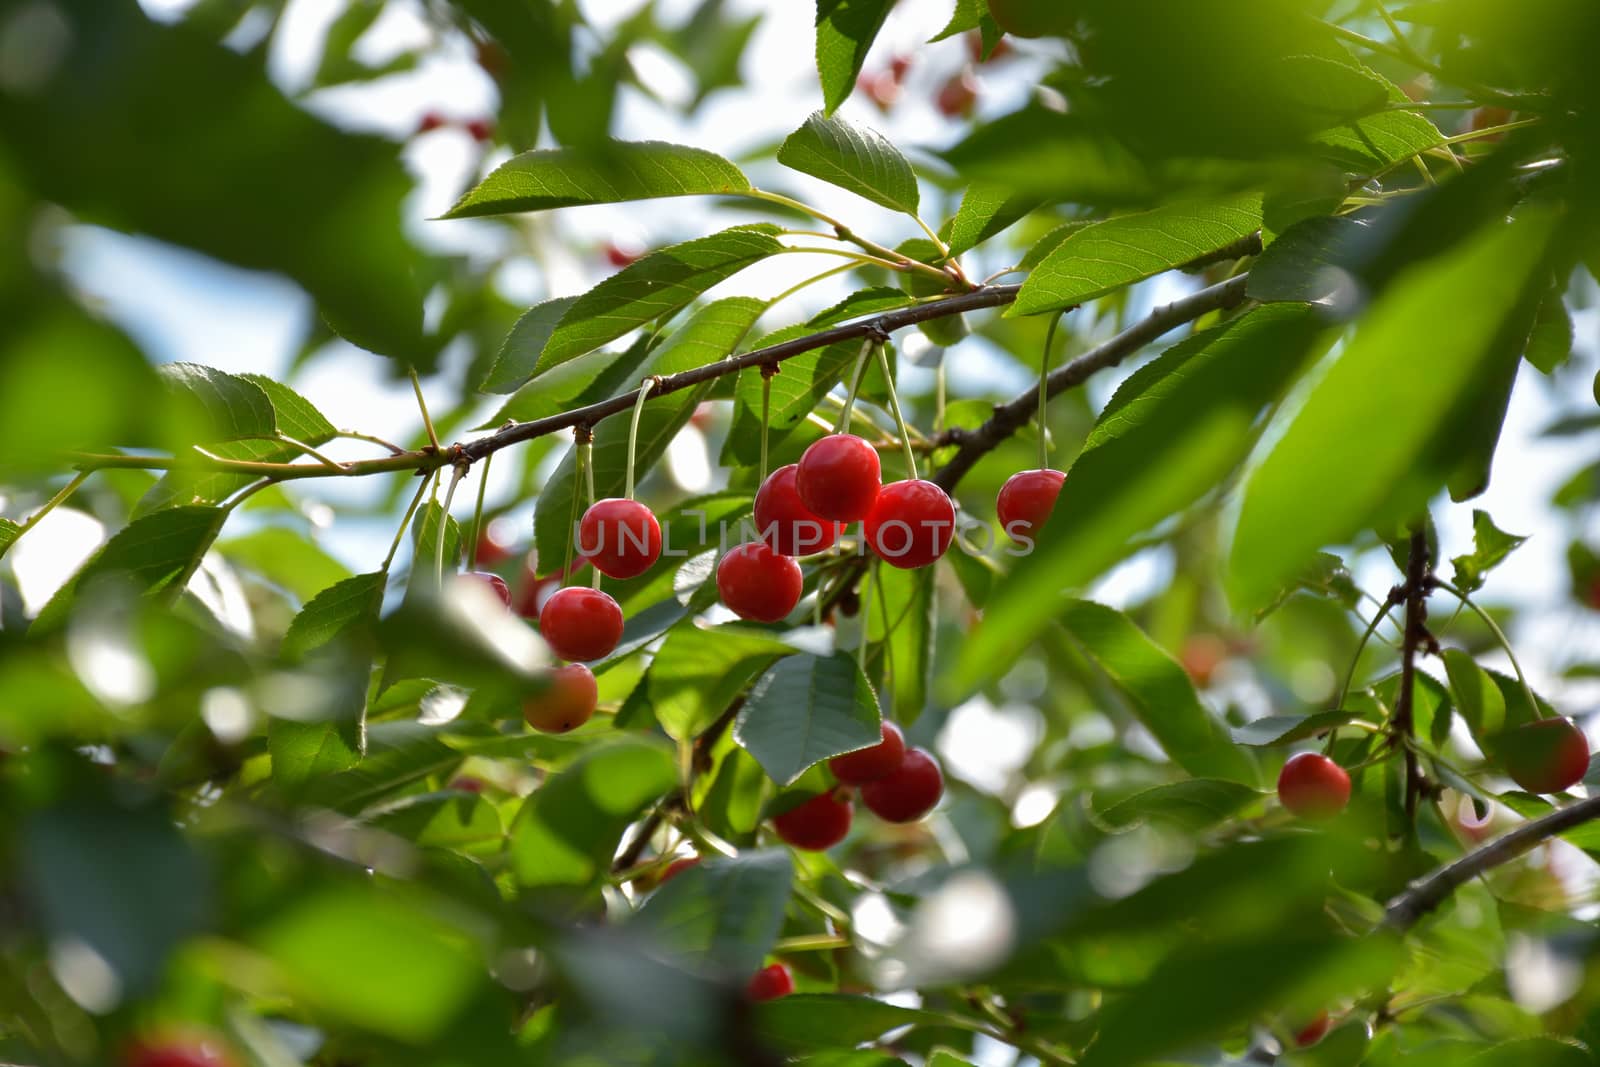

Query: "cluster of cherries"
(772, 721), (944, 850)
(1275, 716), (1591, 821)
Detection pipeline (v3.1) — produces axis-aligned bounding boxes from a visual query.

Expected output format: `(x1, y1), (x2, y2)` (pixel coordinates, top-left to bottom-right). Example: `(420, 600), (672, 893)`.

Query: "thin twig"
(1392, 528), (1431, 828)
(930, 275), (1250, 491)
(1386, 793), (1600, 930)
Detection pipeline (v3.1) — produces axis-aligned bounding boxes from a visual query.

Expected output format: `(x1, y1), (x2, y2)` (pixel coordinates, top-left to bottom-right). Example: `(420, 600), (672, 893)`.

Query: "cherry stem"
(435, 464), (466, 587)
(1037, 313), (1064, 472)
(561, 428), (587, 587)
(383, 473), (433, 574)
(858, 560), (876, 676)
(0, 470), (89, 562)
(1430, 578), (1542, 720)
(408, 366), (441, 452)
(467, 453), (493, 571)
(1331, 593), (1403, 752)
(624, 377), (656, 500)
(875, 344), (918, 480)
(579, 435), (601, 590)
(759, 369), (773, 484)
(836, 338), (877, 434)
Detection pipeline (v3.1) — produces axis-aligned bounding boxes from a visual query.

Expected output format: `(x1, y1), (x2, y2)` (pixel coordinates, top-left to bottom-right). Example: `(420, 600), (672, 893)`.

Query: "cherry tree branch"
(1391, 527), (1432, 826)
(930, 274), (1251, 491)
(1385, 793), (1600, 930)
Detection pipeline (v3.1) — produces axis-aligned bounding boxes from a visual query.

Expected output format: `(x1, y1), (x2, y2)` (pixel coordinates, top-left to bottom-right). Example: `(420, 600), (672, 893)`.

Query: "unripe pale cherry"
(864, 480), (955, 569)
(579, 497), (662, 579)
(829, 722), (907, 785)
(522, 663), (598, 734)
(717, 542), (803, 623)
(537, 586), (624, 662)
(796, 434), (881, 522)
(996, 469), (1065, 544)
(773, 789), (853, 851)
(1496, 717), (1590, 794)
(745, 962), (795, 1002)
(860, 747), (943, 822)
(1276, 752), (1351, 819)
(755, 464), (845, 556)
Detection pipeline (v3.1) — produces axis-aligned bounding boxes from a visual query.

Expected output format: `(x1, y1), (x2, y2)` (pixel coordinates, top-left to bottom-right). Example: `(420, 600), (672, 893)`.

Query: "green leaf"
(777, 111), (920, 216)
(1524, 280), (1573, 374)
(507, 736), (677, 888)
(1019, 220), (1093, 270)
(754, 995), (942, 1055)
(1229, 209), (1557, 610)
(300, 721), (484, 813)
(1450, 510), (1528, 594)
(159, 362), (278, 441)
(649, 623), (796, 742)
(0, 518), (19, 558)
(366, 791), (505, 849)
(1442, 648), (1507, 740)
(138, 375), (338, 514)
(1077, 927), (1401, 1067)
(945, 184), (1039, 257)
(1247, 216), (1372, 306)
(952, 305), (1323, 689)
(2, 1), (428, 362)
(1010, 194), (1263, 316)
(219, 527), (352, 604)
(442, 141), (751, 218)
(1232, 711), (1356, 747)
(534, 298), (766, 568)
(269, 718), (361, 789)
(541, 226), (781, 366)
(929, 0), (1001, 53)
(409, 502), (463, 594)
(479, 295), (580, 393)
(1059, 600), (1256, 784)
(1095, 779), (1260, 832)
(814, 0), (895, 115)
(33, 505), (226, 633)
(634, 849), (793, 974)
(282, 572), (387, 661)
(872, 564), (934, 722)
(1310, 109), (1444, 170)
(478, 340), (654, 430)
(734, 653), (882, 786)
(252, 886), (483, 1042)
(22, 792), (209, 995)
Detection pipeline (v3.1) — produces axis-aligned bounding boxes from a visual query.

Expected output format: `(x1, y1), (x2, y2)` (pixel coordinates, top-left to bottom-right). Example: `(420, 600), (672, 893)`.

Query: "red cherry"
(860, 747), (943, 823)
(604, 242), (644, 268)
(537, 586), (624, 662)
(745, 963), (795, 1002)
(864, 480), (955, 569)
(1276, 752), (1352, 819)
(796, 434), (881, 522)
(465, 118), (494, 143)
(659, 856), (700, 883)
(1180, 633), (1228, 688)
(829, 722), (907, 785)
(773, 790), (853, 850)
(474, 527), (514, 567)
(996, 469), (1065, 544)
(449, 776), (485, 793)
(1293, 1011), (1331, 1048)
(416, 111), (447, 135)
(464, 570), (511, 608)
(716, 542), (803, 623)
(889, 54), (913, 82)
(522, 663), (598, 733)
(755, 464), (845, 556)
(935, 69), (979, 118)
(1584, 572), (1600, 611)
(124, 1033), (237, 1067)
(1497, 718), (1590, 794)
(579, 498), (662, 579)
